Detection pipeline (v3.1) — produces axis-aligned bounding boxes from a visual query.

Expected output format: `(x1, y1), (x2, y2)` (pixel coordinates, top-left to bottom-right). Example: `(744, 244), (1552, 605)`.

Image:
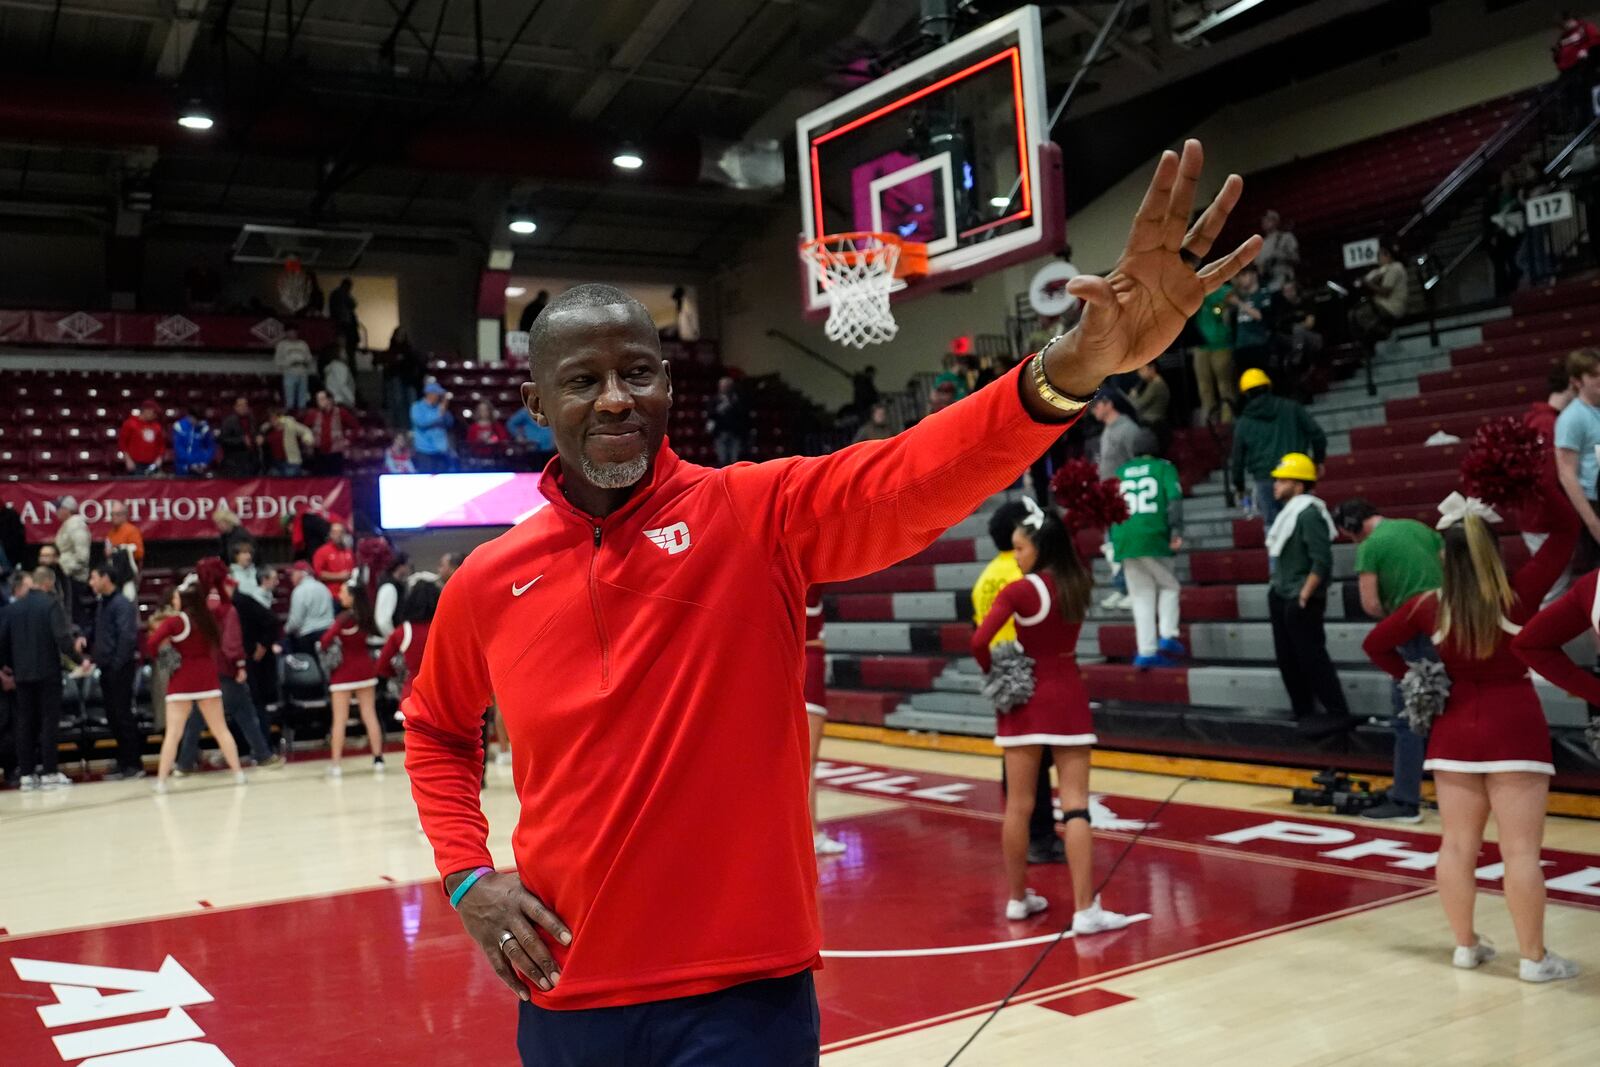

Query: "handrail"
(764, 328), (855, 383)
(1545, 114), (1600, 177)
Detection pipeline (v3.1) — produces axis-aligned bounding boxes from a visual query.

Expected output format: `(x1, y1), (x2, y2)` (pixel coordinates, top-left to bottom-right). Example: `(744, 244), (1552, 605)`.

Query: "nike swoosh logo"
(512, 576), (543, 597)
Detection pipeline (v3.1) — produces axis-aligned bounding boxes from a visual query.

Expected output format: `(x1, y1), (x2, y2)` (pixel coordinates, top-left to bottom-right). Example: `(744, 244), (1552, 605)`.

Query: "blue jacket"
(410, 399), (455, 457)
(172, 417), (218, 474)
(507, 408), (554, 450)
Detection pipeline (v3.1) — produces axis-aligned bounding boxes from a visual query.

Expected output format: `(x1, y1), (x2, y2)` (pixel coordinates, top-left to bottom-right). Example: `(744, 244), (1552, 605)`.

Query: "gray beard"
(579, 451), (651, 489)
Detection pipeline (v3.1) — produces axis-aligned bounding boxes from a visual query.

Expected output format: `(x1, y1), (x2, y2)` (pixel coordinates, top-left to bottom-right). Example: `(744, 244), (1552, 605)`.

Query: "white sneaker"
(151, 777), (169, 794)
(1072, 896), (1133, 935)
(1452, 937), (1496, 970)
(233, 771), (248, 786)
(39, 772), (73, 789)
(326, 764), (343, 780)
(1520, 951), (1579, 983)
(1100, 592), (1128, 610)
(372, 758), (386, 776)
(19, 774), (39, 792)
(495, 750), (512, 766)
(814, 831), (847, 856)
(1005, 890), (1049, 921)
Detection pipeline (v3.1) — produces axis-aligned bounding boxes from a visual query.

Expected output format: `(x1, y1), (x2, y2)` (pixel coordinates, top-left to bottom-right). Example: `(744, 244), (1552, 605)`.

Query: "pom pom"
(194, 555), (230, 594)
(1399, 658), (1451, 734)
(1049, 459), (1130, 532)
(982, 641), (1036, 713)
(1459, 416), (1546, 511)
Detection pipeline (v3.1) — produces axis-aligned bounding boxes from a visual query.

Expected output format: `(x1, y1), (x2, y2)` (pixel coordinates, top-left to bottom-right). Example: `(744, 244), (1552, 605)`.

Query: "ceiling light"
(612, 147), (644, 170)
(505, 286), (527, 297)
(177, 104), (214, 131)
(508, 217), (537, 235)
(989, 196), (1011, 208)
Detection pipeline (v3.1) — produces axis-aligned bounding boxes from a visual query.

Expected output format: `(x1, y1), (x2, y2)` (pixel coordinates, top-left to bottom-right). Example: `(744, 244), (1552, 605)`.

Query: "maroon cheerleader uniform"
(1512, 569), (1600, 706)
(319, 611), (377, 693)
(147, 611), (223, 702)
(1363, 507), (1576, 776)
(376, 619), (431, 702)
(804, 588), (827, 717)
(971, 572), (1096, 747)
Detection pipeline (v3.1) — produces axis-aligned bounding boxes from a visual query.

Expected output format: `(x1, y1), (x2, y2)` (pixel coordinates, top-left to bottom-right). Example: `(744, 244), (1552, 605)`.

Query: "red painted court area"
(5, 765), (1598, 1065)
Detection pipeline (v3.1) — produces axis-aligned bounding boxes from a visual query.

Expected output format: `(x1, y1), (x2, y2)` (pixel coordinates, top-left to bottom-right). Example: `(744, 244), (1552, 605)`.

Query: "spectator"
(117, 400), (167, 475)
(377, 575), (439, 704)
(1264, 453), (1350, 733)
(35, 544), (68, 611)
(1350, 242), (1409, 344)
(852, 365), (880, 419)
(323, 347), (358, 410)
(467, 400), (510, 452)
(103, 501), (144, 601)
(0, 569), (30, 787)
(437, 551), (461, 584)
(373, 553), (413, 637)
(1336, 498), (1444, 823)
(852, 403), (899, 443)
(286, 561), (336, 654)
(1229, 264), (1273, 375)
(1129, 363), (1171, 438)
(672, 285), (700, 343)
(1192, 278), (1236, 424)
(1230, 368), (1327, 525)
(213, 505), (255, 564)
(1111, 452), (1186, 669)
(274, 327), (315, 412)
(176, 567), (278, 773)
(1268, 279), (1322, 393)
(0, 566), (77, 788)
(381, 327), (425, 428)
(218, 397), (260, 477)
(146, 580), (246, 791)
(235, 564), (284, 722)
(1255, 209), (1299, 290)
(230, 542), (271, 608)
(1554, 11), (1600, 128)
(171, 407), (219, 476)
(306, 389), (360, 477)
(517, 290), (550, 333)
(261, 405), (316, 477)
(328, 277), (360, 354)
(314, 521), (356, 598)
(1520, 362), (1577, 573)
(1554, 348), (1600, 573)
(1485, 169), (1527, 297)
(932, 354), (971, 399)
(53, 496), (90, 589)
(319, 581), (385, 778)
(383, 432), (418, 474)
(0, 503), (24, 579)
(82, 563), (143, 779)
(708, 376), (750, 467)
(506, 408), (556, 453)
(1091, 390), (1144, 479)
(969, 500), (1059, 864)
(410, 382), (457, 473)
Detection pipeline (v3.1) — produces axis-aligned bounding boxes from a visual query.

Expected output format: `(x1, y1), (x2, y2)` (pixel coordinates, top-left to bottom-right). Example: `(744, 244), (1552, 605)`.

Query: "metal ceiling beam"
(571, 0), (699, 122)
(153, 0), (211, 80)
(1055, 2), (1158, 74)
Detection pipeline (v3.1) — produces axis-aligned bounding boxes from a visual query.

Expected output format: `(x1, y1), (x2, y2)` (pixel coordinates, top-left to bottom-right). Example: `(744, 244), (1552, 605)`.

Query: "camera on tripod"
(1291, 769), (1384, 815)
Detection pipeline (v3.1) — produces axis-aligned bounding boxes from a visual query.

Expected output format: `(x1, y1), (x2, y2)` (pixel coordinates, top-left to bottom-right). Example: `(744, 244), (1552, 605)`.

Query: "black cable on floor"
(941, 776), (1199, 1067)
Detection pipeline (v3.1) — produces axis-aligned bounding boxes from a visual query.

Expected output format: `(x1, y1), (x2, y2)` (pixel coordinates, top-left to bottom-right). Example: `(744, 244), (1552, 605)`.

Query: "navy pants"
(516, 972), (819, 1067)
(1387, 634), (1437, 809)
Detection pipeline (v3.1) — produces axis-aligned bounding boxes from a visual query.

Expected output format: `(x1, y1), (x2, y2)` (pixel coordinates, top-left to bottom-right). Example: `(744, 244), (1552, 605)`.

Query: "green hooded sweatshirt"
(1230, 390), (1328, 488)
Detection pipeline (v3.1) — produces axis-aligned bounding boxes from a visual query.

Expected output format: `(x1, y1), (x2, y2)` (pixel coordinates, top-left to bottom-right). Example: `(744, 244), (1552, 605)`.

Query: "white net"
(802, 234), (901, 348)
(276, 269), (312, 315)
(505, 330), (531, 359)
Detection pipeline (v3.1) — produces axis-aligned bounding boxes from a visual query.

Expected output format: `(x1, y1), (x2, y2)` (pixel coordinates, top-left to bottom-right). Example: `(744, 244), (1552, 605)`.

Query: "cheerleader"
(147, 581), (244, 792)
(804, 587), (846, 856)
(1362, 491), (1579, 982)
(971, 501), (1132, 932)
(376, 575), (439, 704)
(319, 580), (385, 778)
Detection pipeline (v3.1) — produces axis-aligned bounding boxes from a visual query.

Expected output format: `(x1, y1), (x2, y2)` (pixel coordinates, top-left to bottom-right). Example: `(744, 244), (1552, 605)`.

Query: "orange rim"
(802, 231), (929, 281)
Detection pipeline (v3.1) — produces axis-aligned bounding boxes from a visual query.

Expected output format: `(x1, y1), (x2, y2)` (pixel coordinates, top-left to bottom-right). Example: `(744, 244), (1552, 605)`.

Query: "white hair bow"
(1021, 496), (1047, 531)
(1436, 492), (1501, 530)
(178, 573), (199, 590)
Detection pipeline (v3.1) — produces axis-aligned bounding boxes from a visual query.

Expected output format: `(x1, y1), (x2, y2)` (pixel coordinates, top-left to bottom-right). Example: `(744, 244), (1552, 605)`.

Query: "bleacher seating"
(817, 274), (1600, 783)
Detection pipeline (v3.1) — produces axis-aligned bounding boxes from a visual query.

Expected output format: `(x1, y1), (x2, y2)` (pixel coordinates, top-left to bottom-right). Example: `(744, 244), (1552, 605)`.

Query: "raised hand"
(1044, 139), (1261, 396)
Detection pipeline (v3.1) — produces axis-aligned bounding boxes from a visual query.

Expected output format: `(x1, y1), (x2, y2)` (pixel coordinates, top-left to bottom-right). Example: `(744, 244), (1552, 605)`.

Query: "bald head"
(526, 284), (655, 375)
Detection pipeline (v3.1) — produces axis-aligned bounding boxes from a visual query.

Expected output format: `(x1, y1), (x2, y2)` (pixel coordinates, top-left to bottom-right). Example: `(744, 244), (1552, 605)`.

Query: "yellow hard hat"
(1270, 452), (1317, 482)
(1239, 367), (1272, 393)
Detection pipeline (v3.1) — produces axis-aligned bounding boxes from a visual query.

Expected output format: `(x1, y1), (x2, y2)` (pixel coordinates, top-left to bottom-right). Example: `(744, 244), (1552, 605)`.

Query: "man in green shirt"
(1264, 453), (1351, 732)
(1192, 281), (1235, 424)
(1112, 454), (1185, 668)
(1336, 498), (1444, 823)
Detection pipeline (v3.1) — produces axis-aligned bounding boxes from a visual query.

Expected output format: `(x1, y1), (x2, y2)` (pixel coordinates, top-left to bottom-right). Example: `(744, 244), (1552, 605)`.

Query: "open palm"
(1053, 140), (1261, 387)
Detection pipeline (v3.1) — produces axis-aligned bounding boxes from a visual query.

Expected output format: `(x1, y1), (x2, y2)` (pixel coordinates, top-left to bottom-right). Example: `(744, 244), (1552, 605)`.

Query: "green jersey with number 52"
(1111, 456), (1182, 561)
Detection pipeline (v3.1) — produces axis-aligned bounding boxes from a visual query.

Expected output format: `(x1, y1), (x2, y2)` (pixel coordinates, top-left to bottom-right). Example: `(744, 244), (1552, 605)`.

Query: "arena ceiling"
(0, 0), (1547, 272)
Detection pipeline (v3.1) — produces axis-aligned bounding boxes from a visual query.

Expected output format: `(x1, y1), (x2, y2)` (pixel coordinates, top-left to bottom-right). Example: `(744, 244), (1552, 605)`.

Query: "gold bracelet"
(1030, 343), (1097, 415)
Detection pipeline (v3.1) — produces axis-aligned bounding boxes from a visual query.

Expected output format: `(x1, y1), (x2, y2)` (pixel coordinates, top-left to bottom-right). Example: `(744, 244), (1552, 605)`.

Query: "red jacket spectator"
(466, 420), (509, 447)
(307, 402), (360, 456)
(1555, 17), (1600, 71)
(1522, 398), (1565, 536)
(313, 537), (356, 598)
(117, 404), (166, 469)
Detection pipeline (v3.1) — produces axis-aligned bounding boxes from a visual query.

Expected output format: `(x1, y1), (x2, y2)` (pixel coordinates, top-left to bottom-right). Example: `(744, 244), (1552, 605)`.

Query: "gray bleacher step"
(1326, 433), (1352, 456)
(885, 707), (993, 737)
(932, 562), (987, 590)
(1309, 382), (1415, 417)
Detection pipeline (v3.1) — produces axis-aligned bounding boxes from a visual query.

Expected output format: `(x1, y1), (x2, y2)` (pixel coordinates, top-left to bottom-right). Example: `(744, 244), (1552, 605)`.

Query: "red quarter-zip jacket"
(403, 356), (1079, 1009)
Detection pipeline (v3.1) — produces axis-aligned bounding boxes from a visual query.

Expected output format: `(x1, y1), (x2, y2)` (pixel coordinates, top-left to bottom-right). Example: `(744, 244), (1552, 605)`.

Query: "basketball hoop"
(799, 232), (928, 348)
(277, 256), (312, 315)
(505, 330), (531, 359)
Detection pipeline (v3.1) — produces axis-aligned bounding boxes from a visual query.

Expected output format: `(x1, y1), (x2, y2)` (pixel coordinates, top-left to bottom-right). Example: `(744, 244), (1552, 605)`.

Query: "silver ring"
(497, 931), (517, 952)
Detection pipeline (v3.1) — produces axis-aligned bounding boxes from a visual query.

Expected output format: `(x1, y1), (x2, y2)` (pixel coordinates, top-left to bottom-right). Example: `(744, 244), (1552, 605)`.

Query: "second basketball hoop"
(799, 231), (928, 348)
